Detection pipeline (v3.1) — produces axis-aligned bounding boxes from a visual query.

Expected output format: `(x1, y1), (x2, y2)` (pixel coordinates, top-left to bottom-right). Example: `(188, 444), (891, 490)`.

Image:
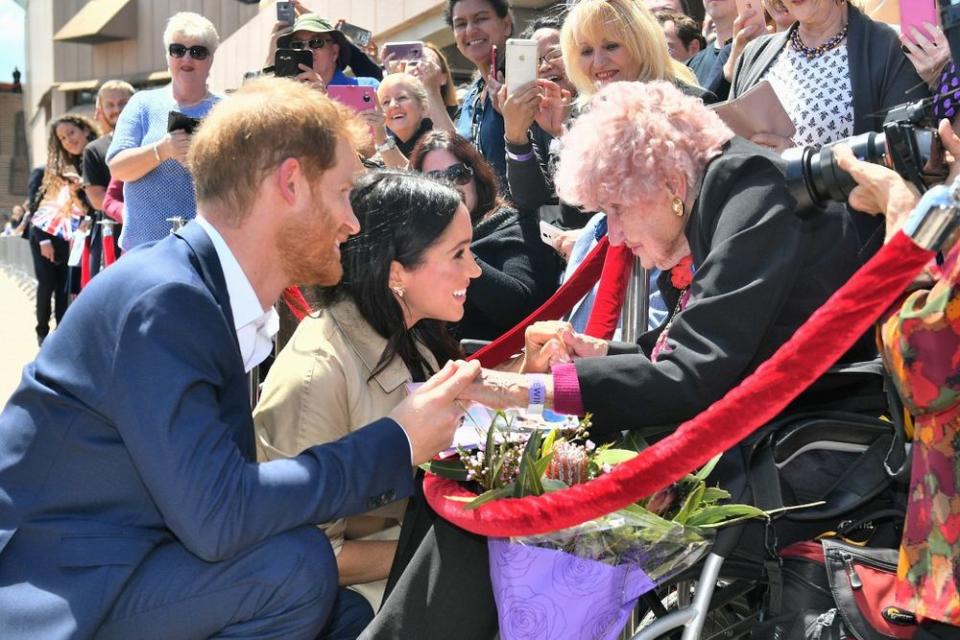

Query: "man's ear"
(276, 157), (303, 206)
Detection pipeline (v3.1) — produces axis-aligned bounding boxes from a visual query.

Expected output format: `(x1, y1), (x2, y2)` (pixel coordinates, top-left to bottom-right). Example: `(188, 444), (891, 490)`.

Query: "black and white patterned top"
(763, 40), (854, 147)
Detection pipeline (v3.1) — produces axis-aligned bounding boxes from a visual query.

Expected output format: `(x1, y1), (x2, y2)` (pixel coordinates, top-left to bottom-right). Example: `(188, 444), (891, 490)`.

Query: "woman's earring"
(391, 285), (405, 298)
(671, 196), (684, 218)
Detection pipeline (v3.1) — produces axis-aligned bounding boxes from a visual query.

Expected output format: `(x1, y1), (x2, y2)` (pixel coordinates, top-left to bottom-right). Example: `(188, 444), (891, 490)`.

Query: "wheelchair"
(619, 359), (911, 640)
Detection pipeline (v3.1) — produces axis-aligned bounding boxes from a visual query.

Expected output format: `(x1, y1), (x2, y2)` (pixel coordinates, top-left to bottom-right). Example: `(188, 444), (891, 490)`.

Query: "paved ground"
(0, 267), (38, 406)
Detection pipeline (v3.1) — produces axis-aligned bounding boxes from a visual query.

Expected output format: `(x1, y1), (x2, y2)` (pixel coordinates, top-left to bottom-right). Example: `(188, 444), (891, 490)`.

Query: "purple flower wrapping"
(488, 538), (656, 640)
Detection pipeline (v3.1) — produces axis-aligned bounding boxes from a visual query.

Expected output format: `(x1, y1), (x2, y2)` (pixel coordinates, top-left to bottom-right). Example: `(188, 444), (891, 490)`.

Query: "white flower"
(585, 440), (596, 451)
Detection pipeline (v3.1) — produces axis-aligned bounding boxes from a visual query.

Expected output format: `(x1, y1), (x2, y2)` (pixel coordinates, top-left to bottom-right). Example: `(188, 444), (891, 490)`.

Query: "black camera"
(784, 99), (948, 215)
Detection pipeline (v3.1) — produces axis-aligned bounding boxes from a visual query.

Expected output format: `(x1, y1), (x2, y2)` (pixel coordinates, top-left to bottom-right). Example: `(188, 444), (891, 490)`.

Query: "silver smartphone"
(506, 38), (539, 94)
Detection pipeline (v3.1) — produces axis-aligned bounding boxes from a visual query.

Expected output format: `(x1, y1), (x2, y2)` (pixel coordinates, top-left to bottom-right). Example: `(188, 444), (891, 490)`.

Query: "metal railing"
(0, 236), (35, 279)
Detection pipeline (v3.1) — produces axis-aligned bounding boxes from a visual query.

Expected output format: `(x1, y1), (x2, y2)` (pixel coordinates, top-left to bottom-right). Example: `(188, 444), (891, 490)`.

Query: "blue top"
(106, 85), (220, 251)
(455, 77), (506, 186)
(330, 69), (379, 89)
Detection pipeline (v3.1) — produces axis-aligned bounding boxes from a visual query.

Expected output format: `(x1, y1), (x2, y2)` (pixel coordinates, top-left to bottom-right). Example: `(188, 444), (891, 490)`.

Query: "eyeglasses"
(538, 48), (563, 66)
(426, 163), (474, 186)
(290, 37), (335, 51)
(168, 43), (210, 60)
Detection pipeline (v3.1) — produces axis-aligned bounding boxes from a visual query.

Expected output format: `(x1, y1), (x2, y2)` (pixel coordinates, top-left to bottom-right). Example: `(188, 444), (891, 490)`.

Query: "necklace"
(789, 24), (849, 61)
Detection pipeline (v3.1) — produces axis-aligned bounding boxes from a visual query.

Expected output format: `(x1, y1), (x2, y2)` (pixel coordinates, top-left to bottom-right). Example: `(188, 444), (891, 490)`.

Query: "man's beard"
(276, 199), (344, 287)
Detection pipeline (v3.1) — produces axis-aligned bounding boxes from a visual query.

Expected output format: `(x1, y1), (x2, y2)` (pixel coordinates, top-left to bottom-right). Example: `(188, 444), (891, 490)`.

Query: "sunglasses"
(426, 163), (474, 186)
(168, 43), (210, 60)
(290, 37), (335, 51)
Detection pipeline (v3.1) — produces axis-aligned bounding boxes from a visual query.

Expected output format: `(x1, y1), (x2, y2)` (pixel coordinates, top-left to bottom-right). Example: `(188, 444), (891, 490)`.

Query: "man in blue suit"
(0, 77), (479, 639)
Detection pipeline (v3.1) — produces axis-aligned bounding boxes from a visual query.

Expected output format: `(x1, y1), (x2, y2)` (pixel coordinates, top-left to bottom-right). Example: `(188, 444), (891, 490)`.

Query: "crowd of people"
(1, 0), (959, 638)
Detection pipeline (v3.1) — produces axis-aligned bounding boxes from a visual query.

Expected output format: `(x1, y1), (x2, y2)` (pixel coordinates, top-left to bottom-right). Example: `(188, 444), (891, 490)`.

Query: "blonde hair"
(423, 42), (459, 108)
(163, 12), (220, 54)
(561, 0), (698, 104)
(378, 73), (430, 111)
(96, 80), (135, 107)
(188, 77), (367, 223)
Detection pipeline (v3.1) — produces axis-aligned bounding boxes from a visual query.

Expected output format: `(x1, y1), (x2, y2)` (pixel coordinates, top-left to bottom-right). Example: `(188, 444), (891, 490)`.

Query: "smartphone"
(167, 111), (202, 134)
(327, 85), (377, 112)
(338, 21), (373, 47)
(899, 0), (938, 46)
(275, 48), (313, 77)
(276, 1), (295, 24)
(539, 220), (562, 243)
(506, 38), (538, 94)
(382, 41), (424, 61)
(734, 0), (768, 36)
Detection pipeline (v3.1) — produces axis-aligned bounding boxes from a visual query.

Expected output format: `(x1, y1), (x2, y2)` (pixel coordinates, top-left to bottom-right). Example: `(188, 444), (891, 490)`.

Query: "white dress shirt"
(195, 217), (279, 372)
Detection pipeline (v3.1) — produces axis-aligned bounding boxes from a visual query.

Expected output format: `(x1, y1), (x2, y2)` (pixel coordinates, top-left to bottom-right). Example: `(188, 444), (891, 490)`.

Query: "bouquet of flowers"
(424, 414), (773, 640)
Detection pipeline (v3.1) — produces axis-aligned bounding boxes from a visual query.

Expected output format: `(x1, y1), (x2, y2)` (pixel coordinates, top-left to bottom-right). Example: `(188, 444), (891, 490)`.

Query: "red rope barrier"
(425, 231), (935, 537)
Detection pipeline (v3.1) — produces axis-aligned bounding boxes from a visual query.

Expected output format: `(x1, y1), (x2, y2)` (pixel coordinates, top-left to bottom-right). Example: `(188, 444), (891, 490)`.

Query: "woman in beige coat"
(253, 170), (481, 606)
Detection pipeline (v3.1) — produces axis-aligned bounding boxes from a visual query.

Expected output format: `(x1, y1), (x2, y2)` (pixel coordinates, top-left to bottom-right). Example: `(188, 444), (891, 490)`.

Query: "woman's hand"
(833, 144), (920, 242)
(500, 80), (541, 145)
(901, 22), (951, 90)
(550, 228), (581, 260)
(295, 63), (325, 92)
(750, 132), (794, 153)
(486, 71), (505, 114)
(39, 242), (55, 262)
(159, 131), (191, 166)
(359, 94), (389, 145)
(519, 321), (608, 373)
(457, 369), (530, 411)
(723, 10), (768, 82)
(407, 56), (444, 92)
(534, 79), (571, 139)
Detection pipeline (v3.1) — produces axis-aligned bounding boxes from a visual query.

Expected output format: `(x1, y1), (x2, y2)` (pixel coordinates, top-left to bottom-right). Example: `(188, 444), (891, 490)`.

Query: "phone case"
(276, 2), (295, 24)
(899, 0), (938, 45)
(382, 42), (423, 61)
(327, 85), (377, 113)
(274, 49), (313, 77)
(506, 38), (538, 94)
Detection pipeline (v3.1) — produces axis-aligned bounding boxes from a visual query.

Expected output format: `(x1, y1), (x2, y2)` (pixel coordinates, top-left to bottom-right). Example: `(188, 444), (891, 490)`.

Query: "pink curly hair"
(555, 81), (733, 212)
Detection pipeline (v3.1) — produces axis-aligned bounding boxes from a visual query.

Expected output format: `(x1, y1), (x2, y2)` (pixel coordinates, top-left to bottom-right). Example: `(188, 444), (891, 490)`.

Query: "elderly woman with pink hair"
(461, 80), (874, 436)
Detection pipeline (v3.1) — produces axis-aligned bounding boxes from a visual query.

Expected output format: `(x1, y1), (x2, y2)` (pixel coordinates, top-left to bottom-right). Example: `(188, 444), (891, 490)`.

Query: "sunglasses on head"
(290, 37), (335, 50)
(168, 43), (210, 60)
(426, 163), (474, 186)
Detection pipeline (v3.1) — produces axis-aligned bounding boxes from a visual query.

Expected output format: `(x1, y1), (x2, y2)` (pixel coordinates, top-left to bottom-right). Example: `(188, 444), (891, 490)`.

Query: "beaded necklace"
(789, 24), (849, 61)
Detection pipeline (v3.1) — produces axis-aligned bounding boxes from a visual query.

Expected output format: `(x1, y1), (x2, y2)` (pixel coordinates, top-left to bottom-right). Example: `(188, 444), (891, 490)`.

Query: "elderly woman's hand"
(833, 144), (920, 242)
(501, 81), (541, 145)
(901, 22), (951, 90)
(359, 94), (390, 145)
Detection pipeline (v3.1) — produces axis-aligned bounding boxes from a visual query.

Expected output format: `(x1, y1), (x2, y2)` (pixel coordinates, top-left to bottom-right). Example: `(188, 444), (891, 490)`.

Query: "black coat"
(574, 137), (875, 435)
(458, 206), (562, 341)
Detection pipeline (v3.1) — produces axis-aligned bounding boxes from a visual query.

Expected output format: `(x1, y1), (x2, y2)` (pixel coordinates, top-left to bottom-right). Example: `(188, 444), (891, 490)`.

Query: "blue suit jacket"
(0, 222), (414, 638)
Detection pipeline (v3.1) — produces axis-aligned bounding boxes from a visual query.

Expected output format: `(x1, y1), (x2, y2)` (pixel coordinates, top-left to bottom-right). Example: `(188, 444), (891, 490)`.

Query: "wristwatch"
(375, 138), (397, 154)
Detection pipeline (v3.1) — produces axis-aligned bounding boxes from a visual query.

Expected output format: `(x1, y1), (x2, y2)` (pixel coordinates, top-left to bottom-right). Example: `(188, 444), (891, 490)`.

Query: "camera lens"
(784, 131), (886, 214)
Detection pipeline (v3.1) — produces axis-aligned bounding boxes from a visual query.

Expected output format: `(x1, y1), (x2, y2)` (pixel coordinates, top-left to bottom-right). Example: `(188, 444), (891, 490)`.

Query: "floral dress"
(881, 245), (960, 625)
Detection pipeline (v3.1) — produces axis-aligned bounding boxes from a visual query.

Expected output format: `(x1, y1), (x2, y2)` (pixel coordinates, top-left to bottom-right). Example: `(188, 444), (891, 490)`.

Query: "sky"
(0, 0), (25, 84)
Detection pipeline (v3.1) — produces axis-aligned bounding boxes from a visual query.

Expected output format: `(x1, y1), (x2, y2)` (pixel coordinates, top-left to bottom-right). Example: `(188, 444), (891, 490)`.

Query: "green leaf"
(593, 448), (639, 467)
(685, 504), (767, 527)
(618, 431), (650, 452)
(673, 482), (705, 525)
(534, 452), (554, 478)
(541, 478), (568, 492)
(540, 428), (558, 458)
(465, 486), (515, 509)
(702, 487), (731, 503)
(484, 413), (501, 488)
(421, 458), (469, 482)
(515, 429), (545, 497)
(693, 454), (722, 482)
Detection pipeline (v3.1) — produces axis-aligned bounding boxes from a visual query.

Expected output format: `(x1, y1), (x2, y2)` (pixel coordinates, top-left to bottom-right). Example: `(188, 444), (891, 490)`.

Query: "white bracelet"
(153, 143), (162, 164)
